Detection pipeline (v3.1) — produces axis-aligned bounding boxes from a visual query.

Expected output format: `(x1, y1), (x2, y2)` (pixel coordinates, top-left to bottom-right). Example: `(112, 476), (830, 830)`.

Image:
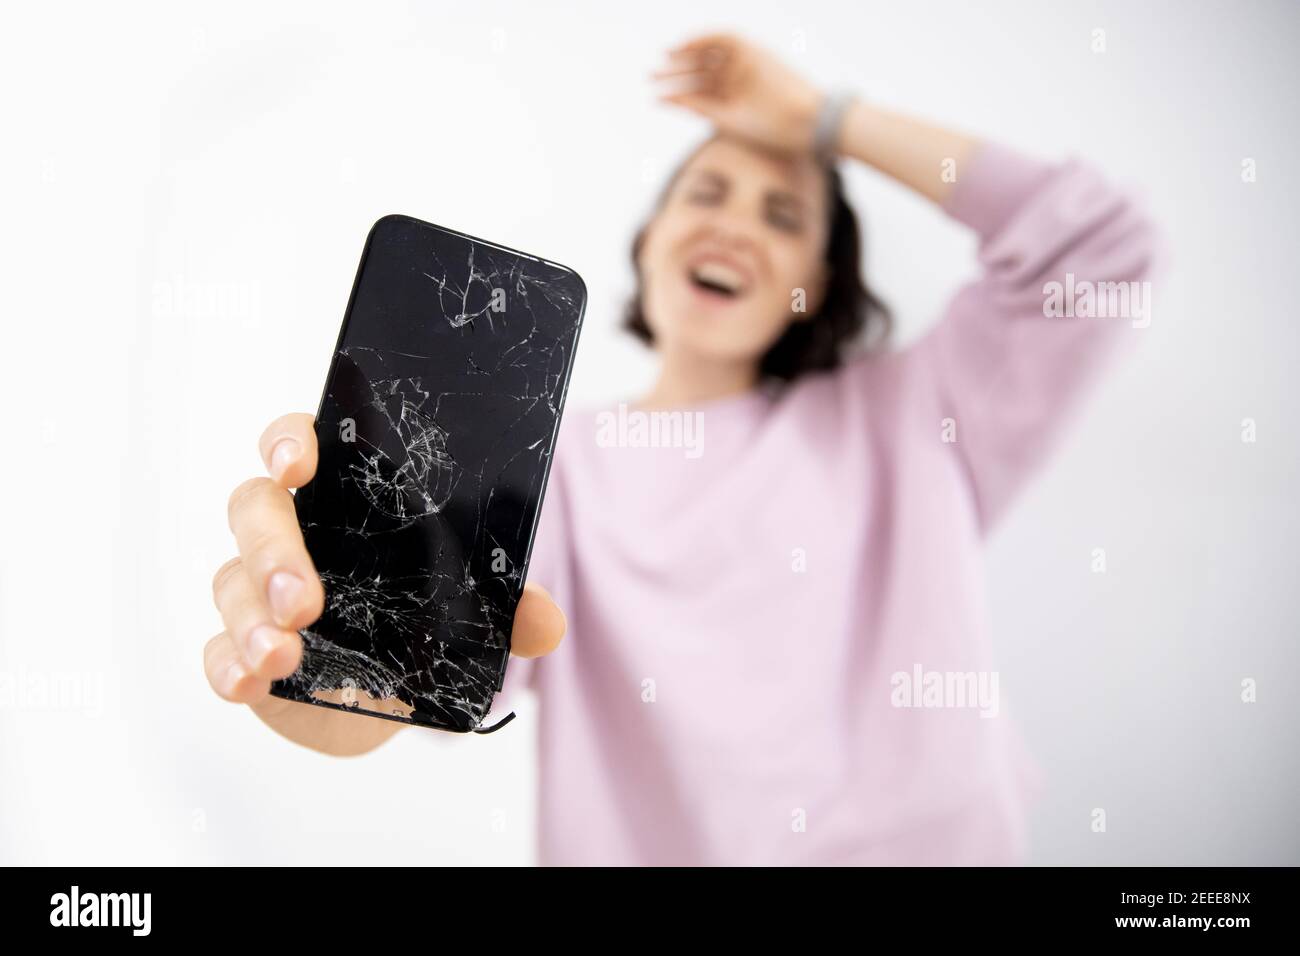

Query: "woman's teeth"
(690, 262), (744, 297)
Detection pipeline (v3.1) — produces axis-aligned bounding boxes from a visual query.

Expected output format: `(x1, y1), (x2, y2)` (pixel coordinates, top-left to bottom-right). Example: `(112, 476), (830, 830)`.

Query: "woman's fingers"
(258, 412), (318, 489)
(652, 47), (726, 95)
(227, 477), (325, 630)
(652, 37), (745, 114)
(651, 48), (707, 79)
(205, 412), (318, 707)
(212, 557), (304, 680)
(668, 33), (736, 60)
(204, 631), (272, 703)
(511, 582), (566, 659)
(654, 34), (820, 156)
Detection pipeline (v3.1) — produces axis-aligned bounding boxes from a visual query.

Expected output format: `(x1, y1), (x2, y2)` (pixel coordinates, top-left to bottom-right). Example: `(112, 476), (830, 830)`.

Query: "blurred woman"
(206, 34), (1158, 865)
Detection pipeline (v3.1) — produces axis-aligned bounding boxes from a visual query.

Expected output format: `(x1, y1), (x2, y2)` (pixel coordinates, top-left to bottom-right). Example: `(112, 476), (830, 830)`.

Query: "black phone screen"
(270, 215), (586, 733)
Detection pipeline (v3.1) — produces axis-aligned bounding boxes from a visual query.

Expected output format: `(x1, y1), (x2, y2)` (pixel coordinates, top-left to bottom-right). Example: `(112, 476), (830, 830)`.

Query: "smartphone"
(270, 215), (586, 734)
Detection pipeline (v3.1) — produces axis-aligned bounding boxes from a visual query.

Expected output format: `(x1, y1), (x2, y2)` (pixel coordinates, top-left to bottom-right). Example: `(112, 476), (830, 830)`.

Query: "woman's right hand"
(652, 33), (825, 156)
(204, 413), (568, 756)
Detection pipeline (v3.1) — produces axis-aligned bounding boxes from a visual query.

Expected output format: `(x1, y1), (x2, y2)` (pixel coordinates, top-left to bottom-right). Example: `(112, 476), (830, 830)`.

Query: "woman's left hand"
(652, 33), (825, 155)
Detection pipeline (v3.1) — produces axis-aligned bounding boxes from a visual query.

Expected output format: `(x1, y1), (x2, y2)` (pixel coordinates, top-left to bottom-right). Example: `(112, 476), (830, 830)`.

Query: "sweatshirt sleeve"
(910, 141), (1161, 534)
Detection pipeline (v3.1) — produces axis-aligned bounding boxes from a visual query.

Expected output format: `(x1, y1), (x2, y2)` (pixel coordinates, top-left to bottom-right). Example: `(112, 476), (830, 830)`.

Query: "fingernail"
(268, 571), (304, 626)
(269, 438), (302, 481)
(247, 624), (286, 671)
(223, 657), (248, 696)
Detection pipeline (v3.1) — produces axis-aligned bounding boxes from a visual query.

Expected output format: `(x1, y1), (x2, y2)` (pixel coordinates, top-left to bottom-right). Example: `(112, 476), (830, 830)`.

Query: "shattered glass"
(270, 216), (586, 733)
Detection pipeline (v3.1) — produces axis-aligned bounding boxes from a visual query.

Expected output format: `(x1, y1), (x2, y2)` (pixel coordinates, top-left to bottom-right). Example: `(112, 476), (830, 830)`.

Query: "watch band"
(813, 91), (856, 165)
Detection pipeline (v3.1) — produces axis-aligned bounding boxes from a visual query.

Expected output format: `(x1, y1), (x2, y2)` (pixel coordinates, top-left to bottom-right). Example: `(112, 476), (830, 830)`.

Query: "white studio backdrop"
(1, 0), (1296, 864)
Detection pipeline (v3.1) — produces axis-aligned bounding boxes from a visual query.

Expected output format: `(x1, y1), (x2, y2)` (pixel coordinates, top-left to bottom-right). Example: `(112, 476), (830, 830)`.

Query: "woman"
(205, 34), (1157, 865)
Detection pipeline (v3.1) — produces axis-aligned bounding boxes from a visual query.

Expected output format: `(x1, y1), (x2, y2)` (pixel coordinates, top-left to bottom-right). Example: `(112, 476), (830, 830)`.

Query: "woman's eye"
(686, 190), (723, 205)
(767, 211), (802, 233)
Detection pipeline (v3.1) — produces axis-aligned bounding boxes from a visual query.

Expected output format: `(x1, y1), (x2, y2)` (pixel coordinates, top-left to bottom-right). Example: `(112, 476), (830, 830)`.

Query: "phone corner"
(545, 258), (589, 309)
(367, 213), (413, 243)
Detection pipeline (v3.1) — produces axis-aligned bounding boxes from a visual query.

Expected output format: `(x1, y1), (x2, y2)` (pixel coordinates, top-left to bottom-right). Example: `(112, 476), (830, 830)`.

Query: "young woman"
(205, 34), (1157, 865)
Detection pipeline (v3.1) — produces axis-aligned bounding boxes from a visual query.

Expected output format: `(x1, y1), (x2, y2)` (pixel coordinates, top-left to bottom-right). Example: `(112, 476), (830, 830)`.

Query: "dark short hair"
(622, 136), (891, 381)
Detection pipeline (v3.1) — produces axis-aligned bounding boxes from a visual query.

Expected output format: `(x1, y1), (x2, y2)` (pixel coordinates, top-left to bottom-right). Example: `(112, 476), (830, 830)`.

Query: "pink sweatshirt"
(488, 142), (1158, 866)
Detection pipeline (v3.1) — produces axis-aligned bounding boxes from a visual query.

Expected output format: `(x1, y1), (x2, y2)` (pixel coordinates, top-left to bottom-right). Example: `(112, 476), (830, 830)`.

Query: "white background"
(1, 0), (1296, 864)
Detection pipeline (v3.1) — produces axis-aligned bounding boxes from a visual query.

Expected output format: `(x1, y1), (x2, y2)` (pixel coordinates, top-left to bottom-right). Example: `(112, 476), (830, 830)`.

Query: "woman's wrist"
(836, 99), (892, 166)
(789, 83), (827, 155)
(833, 99), (979, 206)
(812, 91), (858, 165)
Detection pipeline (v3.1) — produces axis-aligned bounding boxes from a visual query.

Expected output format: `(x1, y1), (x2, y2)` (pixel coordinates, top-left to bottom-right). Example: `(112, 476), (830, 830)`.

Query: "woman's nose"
(701, 211), (762, 252)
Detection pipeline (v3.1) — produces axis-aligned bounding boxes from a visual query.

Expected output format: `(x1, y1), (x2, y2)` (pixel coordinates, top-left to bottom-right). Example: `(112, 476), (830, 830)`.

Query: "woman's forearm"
(650, 36), (983, 206)
(833, 100), (980, 206)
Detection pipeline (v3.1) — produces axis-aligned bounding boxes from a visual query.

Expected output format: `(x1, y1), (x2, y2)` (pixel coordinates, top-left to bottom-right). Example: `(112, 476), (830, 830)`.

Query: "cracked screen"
(270, 215), (586, 733)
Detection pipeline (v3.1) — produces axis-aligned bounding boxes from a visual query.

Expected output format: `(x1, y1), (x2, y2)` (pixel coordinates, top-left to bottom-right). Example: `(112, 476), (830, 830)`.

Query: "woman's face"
(637, 135), (833, 370)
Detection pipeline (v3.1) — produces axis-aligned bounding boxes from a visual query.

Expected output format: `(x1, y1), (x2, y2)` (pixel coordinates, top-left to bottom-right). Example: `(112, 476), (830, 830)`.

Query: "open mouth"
(687, 259), (749, 301)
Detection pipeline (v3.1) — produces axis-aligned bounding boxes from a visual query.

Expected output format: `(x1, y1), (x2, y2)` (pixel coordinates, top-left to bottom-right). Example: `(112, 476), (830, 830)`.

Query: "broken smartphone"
(269, 215), (586, 734)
